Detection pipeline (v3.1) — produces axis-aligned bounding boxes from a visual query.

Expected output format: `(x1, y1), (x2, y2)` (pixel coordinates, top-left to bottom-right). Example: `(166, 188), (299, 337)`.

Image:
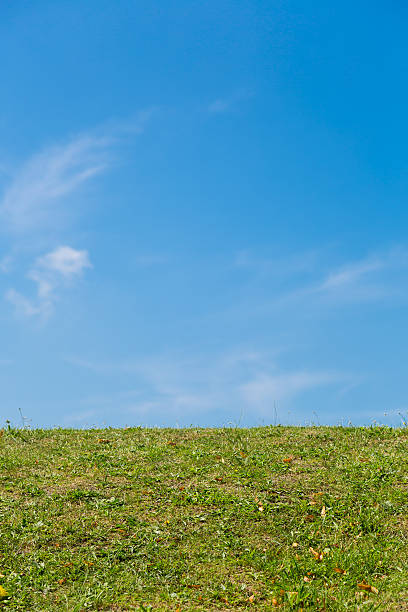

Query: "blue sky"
(1, 0), (408, 428)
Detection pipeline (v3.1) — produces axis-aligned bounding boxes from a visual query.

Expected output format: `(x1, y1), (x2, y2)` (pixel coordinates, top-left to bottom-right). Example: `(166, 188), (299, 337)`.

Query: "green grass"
(0, 425), (407, 610)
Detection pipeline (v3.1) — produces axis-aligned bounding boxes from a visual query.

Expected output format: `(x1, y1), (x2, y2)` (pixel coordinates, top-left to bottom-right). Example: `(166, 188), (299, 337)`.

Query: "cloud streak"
(208, 90), (253, 114)
(0, 111), (152, 237)
(0, 135), (108, 235)
(318, 258), (385, 292)
(264, 246), (408, 310)
(1, 111), (152, 320)
(66, 349), (348, 422)
(240, 371), (340, 407)
(6, 245), (92, 319)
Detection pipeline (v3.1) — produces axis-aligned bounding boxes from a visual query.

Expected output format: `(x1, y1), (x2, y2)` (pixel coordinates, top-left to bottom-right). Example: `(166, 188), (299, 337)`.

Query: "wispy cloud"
(0, 135), (108, 235)
(208, 98), (232, 114)
(318, 258), (384, 291)
(260, 246), (408, 310)
(208, 90), (253, 115)
(33, 245), (91, 280)
(0, 255), (13, 274)
(1, 112), (152, 320)
(240, 371), (341, 407)
(6, 245), (91, 319)
(313, 247), (408, 302)
(5, 289), (45, 318)
(0, 111), (152, 236)
(66, 349), (348, 421)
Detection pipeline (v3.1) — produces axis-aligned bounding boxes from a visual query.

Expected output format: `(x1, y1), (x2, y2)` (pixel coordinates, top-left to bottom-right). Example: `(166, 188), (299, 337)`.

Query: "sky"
(1, 0), (408, 428)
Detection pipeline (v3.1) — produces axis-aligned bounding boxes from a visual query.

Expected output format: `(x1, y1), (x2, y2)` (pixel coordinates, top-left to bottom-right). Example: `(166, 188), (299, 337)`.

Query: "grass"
(0, 425), (407, 610)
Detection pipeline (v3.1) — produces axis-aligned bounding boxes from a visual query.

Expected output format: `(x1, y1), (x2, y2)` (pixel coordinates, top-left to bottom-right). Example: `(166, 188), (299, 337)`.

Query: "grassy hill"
(0, 425), (407, 610)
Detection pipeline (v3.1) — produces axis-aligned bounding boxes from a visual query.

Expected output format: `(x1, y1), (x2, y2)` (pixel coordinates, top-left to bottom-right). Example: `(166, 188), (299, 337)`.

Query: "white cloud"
(304, 247), (408, 306)
(35, 245), (91, 278)
(319, 259), (384, 291)
(208, 90), (254, 115)
(0, 111), (152, 237)
(208, 98), (231, 114)
(66, 349), (348, 421)
(0, 113), (153, 321)
(258, 246), (408, 313)
(0, 135), (108, 235)
(5, 288), (47, 318)
(0, 255), (13, 273)
(6, 245), (92, 318)
(240, 371), (340, 407)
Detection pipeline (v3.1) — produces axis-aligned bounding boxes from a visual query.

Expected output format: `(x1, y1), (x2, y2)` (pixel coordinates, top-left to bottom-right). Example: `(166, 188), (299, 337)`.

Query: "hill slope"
(0, 426), (407, 610)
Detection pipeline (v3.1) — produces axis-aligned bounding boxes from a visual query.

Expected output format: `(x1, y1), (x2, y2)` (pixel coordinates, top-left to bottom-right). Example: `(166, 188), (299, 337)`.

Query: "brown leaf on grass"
(98, 438), (111, 444)
(321, 505), (326, 517)
(240, 450), (247, 458)
(187, 584), (200, 590)
(283, 456), (293, 463)
(358, 582), (378, 594)
(309, 547), (324, 561)
(304, 514), (315, 522)
(167, 441), (177, 446)
(248, 594), (255, 603)
(215, 477), (223, 482)
(271, 598), (279, 607)
(58, 578), (66, 585)
(334, 567), (346, 574)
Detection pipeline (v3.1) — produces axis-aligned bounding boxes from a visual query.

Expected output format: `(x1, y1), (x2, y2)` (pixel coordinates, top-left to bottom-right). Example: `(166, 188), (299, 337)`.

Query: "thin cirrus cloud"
(0, 131), (105, 317)
(240, 371), (342, 408)
(1, 112), (152, 318)
(0, 255), (13, 274)
(0, 135), (109, 236)
(6, 245), (92, 319)
(207, 90), (253, 114)
(318, 258), (385, 291)
(265, 246), (408, 309)
(0, 111), (152, 236)
(208, 98), (232, 114)
(314, 247), (408, 302)
(66, 350), (348, 422)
